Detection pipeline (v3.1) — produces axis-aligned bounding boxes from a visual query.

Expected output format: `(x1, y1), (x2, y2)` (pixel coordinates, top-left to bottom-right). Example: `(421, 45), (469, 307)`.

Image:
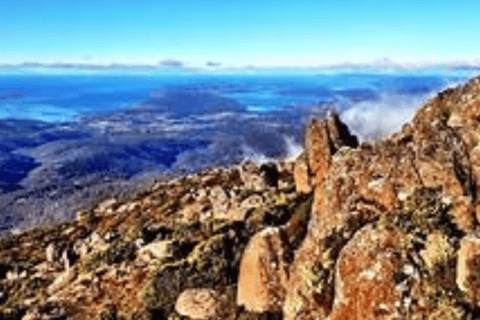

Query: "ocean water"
(0, 71), (471, 122)
(0, 70), (474, 180)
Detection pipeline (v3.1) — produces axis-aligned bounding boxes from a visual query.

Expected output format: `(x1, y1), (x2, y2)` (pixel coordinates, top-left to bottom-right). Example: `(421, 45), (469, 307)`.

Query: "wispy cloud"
(1, 58), (480, 72)
(317, 57), (480, 71)
(158, 59), (184, 67)
(206, 61), (222, 67)
(0, 62), (160, 71)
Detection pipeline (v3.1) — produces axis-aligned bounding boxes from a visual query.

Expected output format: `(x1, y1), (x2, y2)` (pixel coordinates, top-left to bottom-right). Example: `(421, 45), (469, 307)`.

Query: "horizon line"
(1, 59), (480, 73)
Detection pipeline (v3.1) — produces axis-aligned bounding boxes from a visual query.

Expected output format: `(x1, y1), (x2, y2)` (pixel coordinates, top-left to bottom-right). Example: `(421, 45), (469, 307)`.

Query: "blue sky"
(1, 0), (480, 69)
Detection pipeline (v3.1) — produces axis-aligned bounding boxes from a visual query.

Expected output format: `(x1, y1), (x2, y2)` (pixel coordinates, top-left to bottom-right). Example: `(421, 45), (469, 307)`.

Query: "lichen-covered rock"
(305, 112), (358, 185)
(47, 268), (77, 295)
(237, 227), (289, 313)
(285, 85), (480, 318)
(421, 231), (454, 271)
(216, 194), (263, 222)
(239, 161), (269, 192)
(293, 153), (312, 194)
(457, 235), (480, 306)
(46, 243), (58, 266)
(412, 121), (476, 232)
(329, 225), (402, 320)
(79, 231), (109, 258)
(137, 240), (178, 263)
(210, 186), (230, 219)
(175, 288), (223, 319)
(141, 232), (246, 317)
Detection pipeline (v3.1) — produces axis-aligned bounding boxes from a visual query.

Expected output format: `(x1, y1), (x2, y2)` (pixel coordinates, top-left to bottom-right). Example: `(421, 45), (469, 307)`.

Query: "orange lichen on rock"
(55, 267), (150, 320)
(330, 225), (402, 320)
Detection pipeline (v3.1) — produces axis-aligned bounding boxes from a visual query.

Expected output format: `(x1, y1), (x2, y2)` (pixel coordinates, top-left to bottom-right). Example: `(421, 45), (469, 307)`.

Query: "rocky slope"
(3, 75), (480, 319)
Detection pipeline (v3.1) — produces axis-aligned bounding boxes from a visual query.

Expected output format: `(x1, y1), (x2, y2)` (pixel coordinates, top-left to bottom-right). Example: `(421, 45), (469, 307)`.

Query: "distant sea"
(0, 70), (472, 122)
(0, 69), (477, 233)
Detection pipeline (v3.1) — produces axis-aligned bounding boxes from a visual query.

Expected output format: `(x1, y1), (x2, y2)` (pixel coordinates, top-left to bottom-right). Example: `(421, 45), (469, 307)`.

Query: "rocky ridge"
(3, 76), (480, 319)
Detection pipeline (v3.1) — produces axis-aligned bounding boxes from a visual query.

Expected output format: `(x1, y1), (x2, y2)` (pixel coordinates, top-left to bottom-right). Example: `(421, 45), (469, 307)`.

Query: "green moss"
(201, 219), (235, 238)
(427, 300), (464, 320)
(245, 207), (269, 234)
(181, 177), (198, 189)
(170, 221), (203, 241)
(187, 234), (229, 272)
(96, 310), (117, 320)
(285, 195), (313, 248)
(124, 216), (147, 242)
(265, 190), (284, 207)
(157, 199), (180, 215)
(301, 260), (333, 292)
(166, 311), (183, 320)
(3, 289), (25, 310)
(237, 310), (283, 320)
(103, 242), (136, 265)
(140, 233), (236, 315)
(239, 188), (255, 200)
(437, 106), (453, 124)
(139, 261), (186, 313)
(217, 285), (240, 320)
(392, 187), (456, 236)
(283, 292), (307, 320)
(335, 146), (354, 159)
(381, 139), (395, 149)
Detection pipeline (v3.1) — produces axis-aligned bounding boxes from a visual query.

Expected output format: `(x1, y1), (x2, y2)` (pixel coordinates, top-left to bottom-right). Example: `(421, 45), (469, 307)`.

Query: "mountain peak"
(3, 75), (480, 319)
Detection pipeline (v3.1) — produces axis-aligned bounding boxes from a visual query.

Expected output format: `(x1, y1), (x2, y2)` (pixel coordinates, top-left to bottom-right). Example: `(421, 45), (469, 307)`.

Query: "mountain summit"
(3, 76), (480, 319)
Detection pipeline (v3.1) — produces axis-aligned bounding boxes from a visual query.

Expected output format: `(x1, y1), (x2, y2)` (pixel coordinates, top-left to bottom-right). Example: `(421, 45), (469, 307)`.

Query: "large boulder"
(175, 288), (224, 319)
(238, 161), (269, 192)
(284, 89), (480, 318)
(304, 113), (358, 185)
(457, 235), (480, 307)
(293, 152), (312, 194)
(329, 225), (402, 320)
(138, 240), (181, 263)
(47, 268), (77, 295)
(237, 227), (290, 313)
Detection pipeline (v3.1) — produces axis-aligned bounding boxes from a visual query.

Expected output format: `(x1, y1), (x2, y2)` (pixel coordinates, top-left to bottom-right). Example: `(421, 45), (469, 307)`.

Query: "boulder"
(329, 225), (402, 320)
(421, 231), (454, 271)
(21, 311), (39, 320)
(175, 288), (223, 319)
(293, 153), (312, 194)
(237, 227), (289, 313)
(284, 96), (480, 318)
(239, 161), (268, 192)
(210, 185), (230, 218)
(46, 243), (57, 266)
(47, 268), (77, 295)
(219, 194), (263, 222)
(457, 235), (480, 306)
(141, 234), (240, 316)
(305, 112), (358, 184)
(138, 240), (177, 263)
